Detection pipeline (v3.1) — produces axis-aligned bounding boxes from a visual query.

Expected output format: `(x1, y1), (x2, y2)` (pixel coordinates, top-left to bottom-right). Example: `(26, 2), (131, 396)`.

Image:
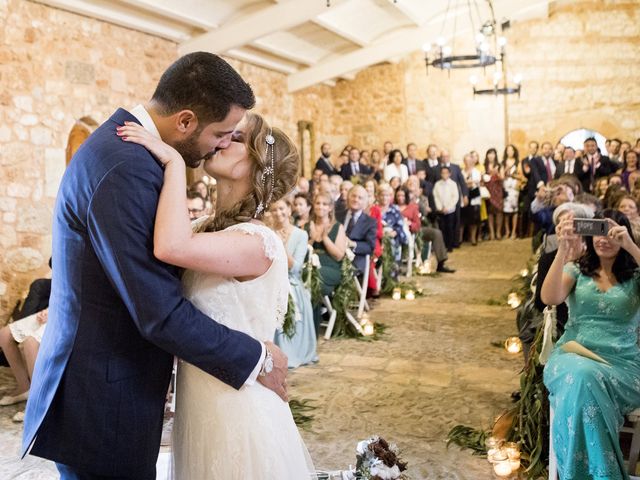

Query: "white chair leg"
(406, 235), (414, 278)
(356, 255), (370, 318)
(324, 310), (337, 340)
(345, 312), (364, 334)
(549, 406), (558, 480)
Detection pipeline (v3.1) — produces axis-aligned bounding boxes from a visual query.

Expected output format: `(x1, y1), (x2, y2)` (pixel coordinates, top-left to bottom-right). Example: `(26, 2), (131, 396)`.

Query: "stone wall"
(321, 0), (640, 159)
(0, 0), (178, 322)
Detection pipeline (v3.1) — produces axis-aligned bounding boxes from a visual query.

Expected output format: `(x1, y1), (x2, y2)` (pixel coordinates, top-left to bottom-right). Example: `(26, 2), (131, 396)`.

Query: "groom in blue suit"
(23, 53), (289, 479)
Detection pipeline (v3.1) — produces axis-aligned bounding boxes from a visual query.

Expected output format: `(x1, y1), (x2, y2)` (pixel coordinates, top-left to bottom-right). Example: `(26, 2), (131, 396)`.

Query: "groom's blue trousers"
(57, 463), (155, 480)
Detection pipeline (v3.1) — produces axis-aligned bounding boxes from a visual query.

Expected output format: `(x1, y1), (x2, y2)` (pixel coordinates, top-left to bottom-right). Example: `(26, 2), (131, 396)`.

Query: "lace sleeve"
(225, 222), (280, 261)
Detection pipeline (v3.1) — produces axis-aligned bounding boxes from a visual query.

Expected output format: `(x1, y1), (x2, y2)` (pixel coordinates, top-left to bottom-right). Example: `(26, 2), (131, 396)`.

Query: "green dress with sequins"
(544, 263), (640, 480)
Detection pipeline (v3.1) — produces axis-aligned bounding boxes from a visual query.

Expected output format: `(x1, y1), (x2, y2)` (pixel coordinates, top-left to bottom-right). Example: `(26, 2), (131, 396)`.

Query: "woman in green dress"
(542, 209), (640, 480)
(306, 191), (347, 334)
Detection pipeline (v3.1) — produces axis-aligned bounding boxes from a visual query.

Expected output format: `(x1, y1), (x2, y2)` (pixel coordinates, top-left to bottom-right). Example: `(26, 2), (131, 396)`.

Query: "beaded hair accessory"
(254, 129), (276, 217)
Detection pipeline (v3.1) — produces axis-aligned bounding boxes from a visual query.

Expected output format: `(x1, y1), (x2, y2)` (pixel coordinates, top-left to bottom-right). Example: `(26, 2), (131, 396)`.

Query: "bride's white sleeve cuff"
(244, 342), (266, 386)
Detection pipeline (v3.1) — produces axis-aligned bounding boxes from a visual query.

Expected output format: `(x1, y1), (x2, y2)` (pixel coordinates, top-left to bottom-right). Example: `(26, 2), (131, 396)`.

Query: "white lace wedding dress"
(171, 222), (316, 479)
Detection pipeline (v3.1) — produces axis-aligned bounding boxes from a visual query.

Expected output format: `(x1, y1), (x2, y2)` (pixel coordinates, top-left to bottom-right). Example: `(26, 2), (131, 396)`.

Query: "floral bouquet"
(347, 436), (408, 480)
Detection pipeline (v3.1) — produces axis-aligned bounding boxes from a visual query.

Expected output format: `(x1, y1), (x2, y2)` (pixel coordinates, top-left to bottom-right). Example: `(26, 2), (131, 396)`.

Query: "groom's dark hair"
(151, 52), (255, 124)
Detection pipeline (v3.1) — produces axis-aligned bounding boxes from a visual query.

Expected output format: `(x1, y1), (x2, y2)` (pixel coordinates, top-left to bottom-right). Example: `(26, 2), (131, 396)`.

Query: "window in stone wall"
(559, 128), (608, 155)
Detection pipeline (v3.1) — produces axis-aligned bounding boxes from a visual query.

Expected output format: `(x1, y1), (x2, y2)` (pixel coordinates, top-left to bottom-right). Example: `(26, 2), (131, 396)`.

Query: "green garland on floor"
(302, 256), (323, 308)
(289, 398), (316, 431)
(330, 257), (362, 338)
(281, 293), (297, 339)
(380, 236), (423, 297)
(447, 255), (550, 479)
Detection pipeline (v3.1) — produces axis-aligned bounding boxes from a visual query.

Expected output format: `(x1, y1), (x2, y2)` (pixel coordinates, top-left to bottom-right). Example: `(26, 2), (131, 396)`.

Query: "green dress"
(306, 222), (342, 297)
(544, 263), (640, 480)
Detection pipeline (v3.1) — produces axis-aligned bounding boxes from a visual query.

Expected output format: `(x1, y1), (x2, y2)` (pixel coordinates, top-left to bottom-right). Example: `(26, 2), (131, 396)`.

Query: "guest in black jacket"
(580, 137), (618, 193)
(314, 142), (338, 176)
(340, 147), (372, 180)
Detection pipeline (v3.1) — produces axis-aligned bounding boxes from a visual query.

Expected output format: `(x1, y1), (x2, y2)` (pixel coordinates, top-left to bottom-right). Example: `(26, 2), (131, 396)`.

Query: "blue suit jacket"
(342, 212), (377, 274)
(23, 109), (262, 476)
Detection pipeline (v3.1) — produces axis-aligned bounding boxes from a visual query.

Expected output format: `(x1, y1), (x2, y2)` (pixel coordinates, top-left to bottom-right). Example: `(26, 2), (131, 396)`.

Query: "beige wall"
(1, 0), (639, 321)
(318, 0), (640, 159)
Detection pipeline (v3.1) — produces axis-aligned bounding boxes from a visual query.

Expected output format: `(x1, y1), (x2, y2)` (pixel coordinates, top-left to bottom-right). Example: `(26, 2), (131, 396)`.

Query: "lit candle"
(405, 290), (415, 300)
(520, 268), (529, 277)
(504, 337), (523, 354)
(392, 288), (402, 300)
(363, 322), (374, 336)
(507, 293), (521, 309)
(493, 460), (512, 477)
(359, 313), (370, 326)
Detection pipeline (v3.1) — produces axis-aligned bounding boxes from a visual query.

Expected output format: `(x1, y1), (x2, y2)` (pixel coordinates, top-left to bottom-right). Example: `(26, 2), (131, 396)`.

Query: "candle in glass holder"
(504, 442), (521, 471)
(520, 268), (529, 278)
(392, 288), (402, 300)
(359, 313), (370, 326)
(405, 290), (415, 300)
(504, 337), (523, 354)
(363, 322), (375, 336)
(507, 292), (521, 309)
(493, 459), (512, 477)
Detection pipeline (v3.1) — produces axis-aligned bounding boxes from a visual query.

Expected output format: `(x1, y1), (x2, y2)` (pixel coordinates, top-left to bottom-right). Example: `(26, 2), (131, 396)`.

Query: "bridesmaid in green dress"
(542, 209), (640, 480)
(305, 191), (347, 334)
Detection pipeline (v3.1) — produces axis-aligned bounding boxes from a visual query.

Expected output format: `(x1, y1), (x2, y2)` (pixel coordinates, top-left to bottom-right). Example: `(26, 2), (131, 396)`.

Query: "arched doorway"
(559, 128), (608, 155)
(66, 116), (99, 165)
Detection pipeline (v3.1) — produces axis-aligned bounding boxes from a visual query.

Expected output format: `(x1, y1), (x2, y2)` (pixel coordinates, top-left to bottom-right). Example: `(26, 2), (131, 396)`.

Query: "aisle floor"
(0, 238), (531, 479)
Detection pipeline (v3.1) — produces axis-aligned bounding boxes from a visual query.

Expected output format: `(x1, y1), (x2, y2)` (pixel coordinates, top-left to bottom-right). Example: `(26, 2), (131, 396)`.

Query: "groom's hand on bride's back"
(258, 341), (289, 402)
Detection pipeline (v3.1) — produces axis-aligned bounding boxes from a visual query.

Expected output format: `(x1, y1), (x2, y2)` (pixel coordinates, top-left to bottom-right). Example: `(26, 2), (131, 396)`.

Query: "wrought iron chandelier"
(469, 36), (522, 96)
(423, 0), (498, 73)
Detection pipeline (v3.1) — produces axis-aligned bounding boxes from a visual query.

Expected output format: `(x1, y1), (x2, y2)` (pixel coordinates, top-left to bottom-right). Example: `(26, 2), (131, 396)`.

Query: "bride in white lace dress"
(119, 113), (315, 479)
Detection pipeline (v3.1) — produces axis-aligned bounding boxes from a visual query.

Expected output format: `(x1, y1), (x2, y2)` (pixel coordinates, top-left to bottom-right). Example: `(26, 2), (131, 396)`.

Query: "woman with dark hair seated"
(542, 209), (640, 480)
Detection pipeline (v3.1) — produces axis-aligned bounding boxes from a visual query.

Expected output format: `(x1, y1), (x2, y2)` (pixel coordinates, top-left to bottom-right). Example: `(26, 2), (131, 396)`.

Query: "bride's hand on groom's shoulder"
(258, 341), (289, 402)
(117, 121), (183, 167)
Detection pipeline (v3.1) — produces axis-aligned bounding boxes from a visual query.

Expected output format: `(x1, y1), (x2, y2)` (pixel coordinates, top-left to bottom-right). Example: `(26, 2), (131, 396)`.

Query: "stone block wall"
(0, 0), (178, 322)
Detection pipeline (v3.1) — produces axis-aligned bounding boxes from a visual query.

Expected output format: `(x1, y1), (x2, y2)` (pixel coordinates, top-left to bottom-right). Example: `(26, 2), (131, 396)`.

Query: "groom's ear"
(174, 110), (199, 136)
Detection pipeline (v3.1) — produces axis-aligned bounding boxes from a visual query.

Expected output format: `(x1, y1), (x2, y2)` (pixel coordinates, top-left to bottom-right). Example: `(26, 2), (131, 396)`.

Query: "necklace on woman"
(276, 223), (292, 243)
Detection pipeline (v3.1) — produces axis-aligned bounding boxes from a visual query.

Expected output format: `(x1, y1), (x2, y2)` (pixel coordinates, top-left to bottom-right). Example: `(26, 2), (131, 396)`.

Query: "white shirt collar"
(130, 104), (161, 139)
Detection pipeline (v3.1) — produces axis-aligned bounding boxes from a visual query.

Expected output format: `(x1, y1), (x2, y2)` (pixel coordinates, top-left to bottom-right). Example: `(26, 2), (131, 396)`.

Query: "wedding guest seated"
(0, 308), (48, 411)
(270, 199), (318, 368)
(295, 176), (310, 195)
(11, 258), (52, 321)
(340, 147), (371, 181)
(377, 183), (408, 263)
(620, 149), (638, 191)
(542, 209), (640, 480)
(292, 193), (311, 229)
(305, 191), (347, 333)
(364, 181), (384, 295)
(315, 142), (338, 176)
(433, 166), (460, 251)
(186, 191), (207, 221)
(338, 185), (377, 276)
(335, 180), (351, 221)
(406, 176), (454, 273)
(396, 186), (451, 273)
(189, 179), (210, 202)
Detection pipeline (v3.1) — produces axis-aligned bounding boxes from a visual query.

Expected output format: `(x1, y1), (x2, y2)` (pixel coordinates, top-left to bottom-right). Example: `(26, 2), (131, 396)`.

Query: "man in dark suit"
(435, 149), (469, 248)
(557, 146), (587, 183)
(581, 137), (618, 193)
(340, 147), (372, 180)
(530, 141), (559, 190)
(314, 142), (338, 176)
(424, 143), (440, 184)
(403, 143), (426, 177)
(338, 185), (377, 275)
(23, 53), (288, 480)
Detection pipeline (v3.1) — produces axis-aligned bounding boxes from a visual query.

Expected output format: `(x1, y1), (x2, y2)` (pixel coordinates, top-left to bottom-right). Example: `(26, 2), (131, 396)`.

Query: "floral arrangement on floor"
(343, 436), (408, 480)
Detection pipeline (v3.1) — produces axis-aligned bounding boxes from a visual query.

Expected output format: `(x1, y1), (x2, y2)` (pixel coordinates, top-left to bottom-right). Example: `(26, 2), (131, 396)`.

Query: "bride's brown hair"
(205, 113), (300, 232)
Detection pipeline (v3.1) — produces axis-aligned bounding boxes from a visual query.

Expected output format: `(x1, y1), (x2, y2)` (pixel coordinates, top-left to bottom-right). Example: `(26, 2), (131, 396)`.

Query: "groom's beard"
(175, 132), (208, 169)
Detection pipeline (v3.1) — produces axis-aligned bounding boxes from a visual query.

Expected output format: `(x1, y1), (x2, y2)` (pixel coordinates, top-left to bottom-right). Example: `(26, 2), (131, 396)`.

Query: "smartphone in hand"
(574, 218), (609, 236)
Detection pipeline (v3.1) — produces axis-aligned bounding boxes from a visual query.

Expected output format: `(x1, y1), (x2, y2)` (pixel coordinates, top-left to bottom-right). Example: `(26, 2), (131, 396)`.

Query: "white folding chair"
(405, 234), (415, 278)
(353, 254), (370, 318)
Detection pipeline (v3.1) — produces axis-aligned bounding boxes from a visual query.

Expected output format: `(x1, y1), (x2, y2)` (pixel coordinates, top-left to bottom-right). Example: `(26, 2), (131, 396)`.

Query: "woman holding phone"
(542, 209), (640, 480)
